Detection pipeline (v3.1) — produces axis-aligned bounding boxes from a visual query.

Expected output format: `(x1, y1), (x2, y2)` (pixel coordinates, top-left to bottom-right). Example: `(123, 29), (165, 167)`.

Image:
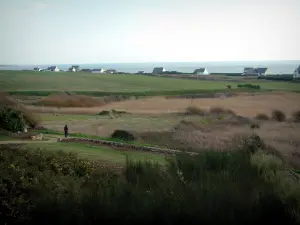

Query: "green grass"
(25, 142), (168, 165)
(35, 129), (169, 149)
(0, 134), (14, 141)
(1, 70), (299, 95)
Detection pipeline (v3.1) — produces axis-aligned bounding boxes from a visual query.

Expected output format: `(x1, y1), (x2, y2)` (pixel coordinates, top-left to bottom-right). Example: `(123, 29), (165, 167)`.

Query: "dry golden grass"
(0, 94), (40, 128)
(34, 92), (131, 108)
(27, 92), (300, 118)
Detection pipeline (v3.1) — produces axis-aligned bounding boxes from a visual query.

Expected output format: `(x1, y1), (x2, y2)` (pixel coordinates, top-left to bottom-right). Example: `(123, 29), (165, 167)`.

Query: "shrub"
(111, 129), (135, 141)
(0, 145), (299, 224)
(255, 113), (269, 120)
(185, 106), (206, 115)
(271, 110), (286, 122)
(237, 84), (261, 90)
(0, 95), (40, 128)
(226, 85), (232, 90)
(97, 110), (110, 116)
(0, 107), (25, 132)
(250, 123), (260, 129)
(210, 107), (236, 115)
(292, 110), (300, 122)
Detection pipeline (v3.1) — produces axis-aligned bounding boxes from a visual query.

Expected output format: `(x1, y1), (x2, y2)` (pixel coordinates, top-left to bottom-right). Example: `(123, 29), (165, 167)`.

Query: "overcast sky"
(1, 0), (299, 64)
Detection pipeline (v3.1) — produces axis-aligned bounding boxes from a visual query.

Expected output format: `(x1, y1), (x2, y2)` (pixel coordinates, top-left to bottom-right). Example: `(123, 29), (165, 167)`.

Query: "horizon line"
(1, 59), (300, 66)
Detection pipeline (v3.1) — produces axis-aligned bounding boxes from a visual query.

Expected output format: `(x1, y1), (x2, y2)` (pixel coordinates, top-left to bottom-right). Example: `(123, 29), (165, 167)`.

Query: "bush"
(97, 110), (110, 116)
(255, 113), (269, 120)
(292, 110), (300, 122)
(237, 83), (261, 90)
(185, 106), (206, 115)
(1, 145), (300, 225)
(271, 110), (286, 122)
(0, 95), (40, 128)
(250, 123), (260, 129)
(111, 129), (135, 141)
(0, 107), (25, 132)
(210, 107), (236, 115)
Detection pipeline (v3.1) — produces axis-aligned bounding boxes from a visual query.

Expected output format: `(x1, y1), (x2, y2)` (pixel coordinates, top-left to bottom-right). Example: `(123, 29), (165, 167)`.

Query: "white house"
(152, 67), (166, 74)
(193, 68), (209, 75)
(293, 65), (300, 79)
(33, 67), (42, 71)
(47, 66), (60, 72)
(92, 68), (105, 73)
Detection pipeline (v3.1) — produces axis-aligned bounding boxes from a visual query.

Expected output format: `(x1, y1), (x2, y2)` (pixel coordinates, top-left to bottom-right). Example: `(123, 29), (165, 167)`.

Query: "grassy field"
(25, 142), (167, 165)
(1, 70), (300, 94)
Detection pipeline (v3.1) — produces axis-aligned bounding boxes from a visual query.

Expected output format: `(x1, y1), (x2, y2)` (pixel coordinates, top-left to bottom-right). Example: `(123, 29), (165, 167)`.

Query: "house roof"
(47, 66), (57, 70)
(71, 65), (80, 69)
(255, 68), (268, 74)
(194, 68), (206, 73)
(92, 68), (104, 71)
(153, 67), (165, 73)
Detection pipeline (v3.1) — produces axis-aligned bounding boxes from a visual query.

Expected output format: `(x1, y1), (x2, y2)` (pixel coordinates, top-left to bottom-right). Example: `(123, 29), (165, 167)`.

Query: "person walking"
(64, 124), (68, 138)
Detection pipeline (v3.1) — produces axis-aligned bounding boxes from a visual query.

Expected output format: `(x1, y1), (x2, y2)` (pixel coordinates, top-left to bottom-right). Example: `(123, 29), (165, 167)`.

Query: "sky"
(0, 0), (300, 64)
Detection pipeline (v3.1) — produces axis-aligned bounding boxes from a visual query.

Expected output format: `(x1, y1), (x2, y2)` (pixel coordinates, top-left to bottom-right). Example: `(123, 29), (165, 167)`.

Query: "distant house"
(242, 67), (268, 76)
(138, 71), (145, 74)
(255, 67), (268, 76)
(152, 67), (166, 74)
(80, 69), (92, 72)
(91, 68), (105, 73)
(69, 65), (80, 72)
(193, 68), (209, 75)
(105, 69), (117, 74)
(33, 67), (42, 71)
(293, 65), (300, 79)
(47, 66), (60, 72)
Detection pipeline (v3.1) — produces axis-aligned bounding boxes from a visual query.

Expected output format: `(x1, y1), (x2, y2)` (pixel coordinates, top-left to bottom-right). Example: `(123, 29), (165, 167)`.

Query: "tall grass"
(33, 92), (131, 107)
(1, 142), (299, 225)
(0, 93), (40, 128)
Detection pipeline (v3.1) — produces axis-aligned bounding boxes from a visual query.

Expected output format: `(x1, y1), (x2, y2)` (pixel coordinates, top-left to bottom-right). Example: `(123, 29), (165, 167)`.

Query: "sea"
(0, 61), (299, 74)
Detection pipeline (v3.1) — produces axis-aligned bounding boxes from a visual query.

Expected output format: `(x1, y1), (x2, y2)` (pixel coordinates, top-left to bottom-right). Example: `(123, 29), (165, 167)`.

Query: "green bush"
(237, 83), (261, 90)
(0, 107), (25, 132)
(1, 143), (299, 225)
(272, 110), (286, 122)
(111, 129), (135, 141)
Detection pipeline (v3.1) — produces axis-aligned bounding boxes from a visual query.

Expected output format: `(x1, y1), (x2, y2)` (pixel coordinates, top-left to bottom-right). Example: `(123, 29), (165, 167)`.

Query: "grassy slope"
(26, 142), (167, 165)
(1, 70), (299, 93)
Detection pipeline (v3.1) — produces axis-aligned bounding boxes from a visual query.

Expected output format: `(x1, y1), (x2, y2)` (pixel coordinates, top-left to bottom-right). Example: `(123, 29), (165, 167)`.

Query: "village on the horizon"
(32, 64), (300, 79)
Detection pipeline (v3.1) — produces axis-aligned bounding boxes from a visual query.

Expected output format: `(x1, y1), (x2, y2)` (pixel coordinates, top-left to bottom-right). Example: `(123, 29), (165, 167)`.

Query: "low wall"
(57, 137), (192, 155)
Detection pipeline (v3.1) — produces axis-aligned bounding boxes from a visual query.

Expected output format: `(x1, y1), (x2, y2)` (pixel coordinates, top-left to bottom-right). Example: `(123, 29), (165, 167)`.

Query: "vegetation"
(255, 113), (269, 120)
(0, 107), (25, 132)
(1, 71), (300, 95)
(185, 106), (206, 115)
(237, 83), (261, 90)
(0, 94), (40, 128)
(272, 110), (286, 122)
(209, 107), (236, 115)
(34, 92), (131, 107)
(292, 110), (300, 122)
(111, 130), (135, 141)
(1, 142), (300, 225)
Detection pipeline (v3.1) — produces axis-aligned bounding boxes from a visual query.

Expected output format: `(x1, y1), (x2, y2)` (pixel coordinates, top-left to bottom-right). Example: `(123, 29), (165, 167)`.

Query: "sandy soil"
(27, 92), (300, 117)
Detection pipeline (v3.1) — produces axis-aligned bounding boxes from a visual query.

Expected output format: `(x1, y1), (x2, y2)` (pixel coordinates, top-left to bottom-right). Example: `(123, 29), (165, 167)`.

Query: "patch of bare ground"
(27, 92), (300, 117)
